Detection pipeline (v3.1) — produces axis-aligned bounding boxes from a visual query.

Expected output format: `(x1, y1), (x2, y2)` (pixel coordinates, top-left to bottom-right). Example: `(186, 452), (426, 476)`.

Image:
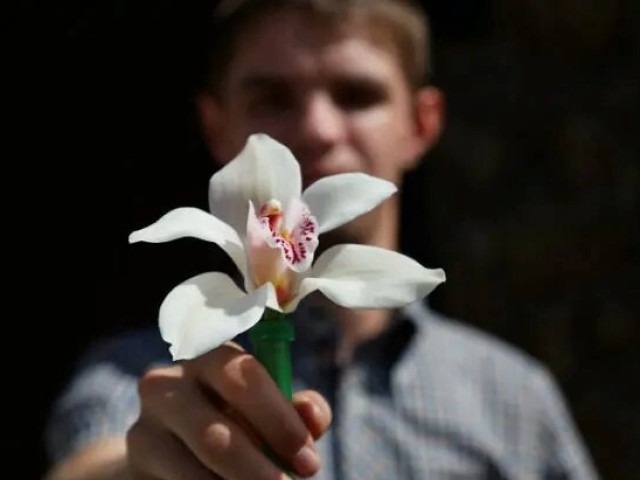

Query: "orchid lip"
(247, 196), (319, 307)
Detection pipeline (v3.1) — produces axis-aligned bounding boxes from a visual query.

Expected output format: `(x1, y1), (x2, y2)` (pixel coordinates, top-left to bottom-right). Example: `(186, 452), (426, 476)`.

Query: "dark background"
(6, 1), (638, 478)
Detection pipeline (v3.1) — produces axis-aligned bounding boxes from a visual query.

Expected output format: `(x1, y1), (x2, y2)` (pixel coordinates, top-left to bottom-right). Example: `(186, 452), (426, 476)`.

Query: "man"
(44, 1), (598, 479)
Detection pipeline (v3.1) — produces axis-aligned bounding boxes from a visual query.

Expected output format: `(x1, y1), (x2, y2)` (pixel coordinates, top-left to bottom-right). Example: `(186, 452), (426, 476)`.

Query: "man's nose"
(296, 92), (346, 151)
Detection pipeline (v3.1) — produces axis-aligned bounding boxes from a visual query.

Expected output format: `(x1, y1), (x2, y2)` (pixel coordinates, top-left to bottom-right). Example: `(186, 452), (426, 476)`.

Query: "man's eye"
(333, 83), (387, 110)
(246, 90), (295, 114)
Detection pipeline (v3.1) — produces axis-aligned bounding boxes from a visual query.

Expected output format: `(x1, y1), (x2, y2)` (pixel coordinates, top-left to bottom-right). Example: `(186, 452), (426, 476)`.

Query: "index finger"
(189, 344), (321, 477)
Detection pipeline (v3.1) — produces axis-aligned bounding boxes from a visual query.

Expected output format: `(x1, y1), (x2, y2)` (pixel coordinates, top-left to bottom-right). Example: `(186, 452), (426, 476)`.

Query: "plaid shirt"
(45, 301), (599, 479)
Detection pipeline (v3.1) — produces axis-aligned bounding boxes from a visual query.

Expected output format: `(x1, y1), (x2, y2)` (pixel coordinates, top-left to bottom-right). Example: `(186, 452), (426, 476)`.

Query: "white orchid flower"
(129, 134), (445, 360)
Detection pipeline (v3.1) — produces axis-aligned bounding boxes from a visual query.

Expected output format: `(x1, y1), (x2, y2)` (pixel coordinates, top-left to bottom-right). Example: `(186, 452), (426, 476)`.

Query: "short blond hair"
(204, 0), (432, 93)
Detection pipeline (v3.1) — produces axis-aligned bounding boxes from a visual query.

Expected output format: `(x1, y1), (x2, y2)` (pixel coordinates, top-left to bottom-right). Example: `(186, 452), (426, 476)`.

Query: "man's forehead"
(227, 21), (400, 88)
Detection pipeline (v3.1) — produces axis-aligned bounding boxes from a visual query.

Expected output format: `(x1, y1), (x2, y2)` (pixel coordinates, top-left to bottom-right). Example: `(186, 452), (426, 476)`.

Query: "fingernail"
(309, 399), (322, 418)
(301, 398), (321, 423)
(293, 445), (319, 475)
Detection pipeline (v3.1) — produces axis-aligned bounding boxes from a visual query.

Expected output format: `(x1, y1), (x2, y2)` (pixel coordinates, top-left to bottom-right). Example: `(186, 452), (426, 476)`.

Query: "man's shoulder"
(399, 306), (599, 480)
(408, 305), (554, 392)
(433, 312), (541, 367)
(401, 305), (573, 435)
(77, 326), (171, 376)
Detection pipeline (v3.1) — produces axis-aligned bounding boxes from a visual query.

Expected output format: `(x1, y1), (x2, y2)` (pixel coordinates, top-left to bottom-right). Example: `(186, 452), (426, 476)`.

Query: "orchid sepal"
(129, 133), (446, 363)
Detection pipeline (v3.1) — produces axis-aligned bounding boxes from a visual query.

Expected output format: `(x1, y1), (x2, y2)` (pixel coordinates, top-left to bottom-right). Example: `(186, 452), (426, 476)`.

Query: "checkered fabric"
(45, 301), (599, 479)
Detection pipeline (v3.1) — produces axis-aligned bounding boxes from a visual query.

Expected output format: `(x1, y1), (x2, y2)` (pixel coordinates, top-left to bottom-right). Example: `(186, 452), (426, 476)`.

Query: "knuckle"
(137, 366), (181, 401)
(200, 422), (233, 461)
(217, 353), (264, 397)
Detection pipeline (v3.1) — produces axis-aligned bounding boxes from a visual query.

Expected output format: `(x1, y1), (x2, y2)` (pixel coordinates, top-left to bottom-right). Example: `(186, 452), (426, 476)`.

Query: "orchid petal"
(288, 244), (445, 311)
(209, 134), (302, 237)
(159, 272), (278, 360)
(302, 173), (397, 234)
(128, 207), (248, 279)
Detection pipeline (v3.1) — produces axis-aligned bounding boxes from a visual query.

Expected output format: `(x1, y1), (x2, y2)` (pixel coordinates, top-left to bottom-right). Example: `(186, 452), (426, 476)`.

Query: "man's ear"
(406, 86), (445, 169)
(195, 92), (228, 161)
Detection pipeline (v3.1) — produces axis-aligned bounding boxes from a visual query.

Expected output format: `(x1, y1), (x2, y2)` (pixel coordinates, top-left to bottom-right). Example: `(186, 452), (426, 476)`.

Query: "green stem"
(249, 308), (295, 474)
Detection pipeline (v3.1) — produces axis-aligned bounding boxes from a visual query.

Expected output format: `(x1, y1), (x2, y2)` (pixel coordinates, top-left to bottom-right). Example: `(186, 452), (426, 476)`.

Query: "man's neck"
(335, 307), (394, 365)
(334, 195), (401, 363)
(304, 293), (394, 365)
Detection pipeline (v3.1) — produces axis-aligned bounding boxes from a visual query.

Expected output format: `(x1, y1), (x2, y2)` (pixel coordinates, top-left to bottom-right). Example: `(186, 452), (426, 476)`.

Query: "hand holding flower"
(128, 134), (445, 478)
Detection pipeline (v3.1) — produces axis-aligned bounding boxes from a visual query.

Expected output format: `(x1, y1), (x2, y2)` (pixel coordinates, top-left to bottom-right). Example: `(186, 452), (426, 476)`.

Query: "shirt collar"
(290, 298), (434, 370)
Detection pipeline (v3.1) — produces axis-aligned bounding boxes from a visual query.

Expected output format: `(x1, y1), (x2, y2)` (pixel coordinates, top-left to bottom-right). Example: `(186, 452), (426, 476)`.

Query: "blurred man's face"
(200, 9), (437, 244)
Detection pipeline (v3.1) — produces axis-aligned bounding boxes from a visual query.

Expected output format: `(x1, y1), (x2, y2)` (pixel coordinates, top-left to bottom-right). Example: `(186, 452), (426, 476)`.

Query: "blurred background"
(6, 0), (638, 478)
